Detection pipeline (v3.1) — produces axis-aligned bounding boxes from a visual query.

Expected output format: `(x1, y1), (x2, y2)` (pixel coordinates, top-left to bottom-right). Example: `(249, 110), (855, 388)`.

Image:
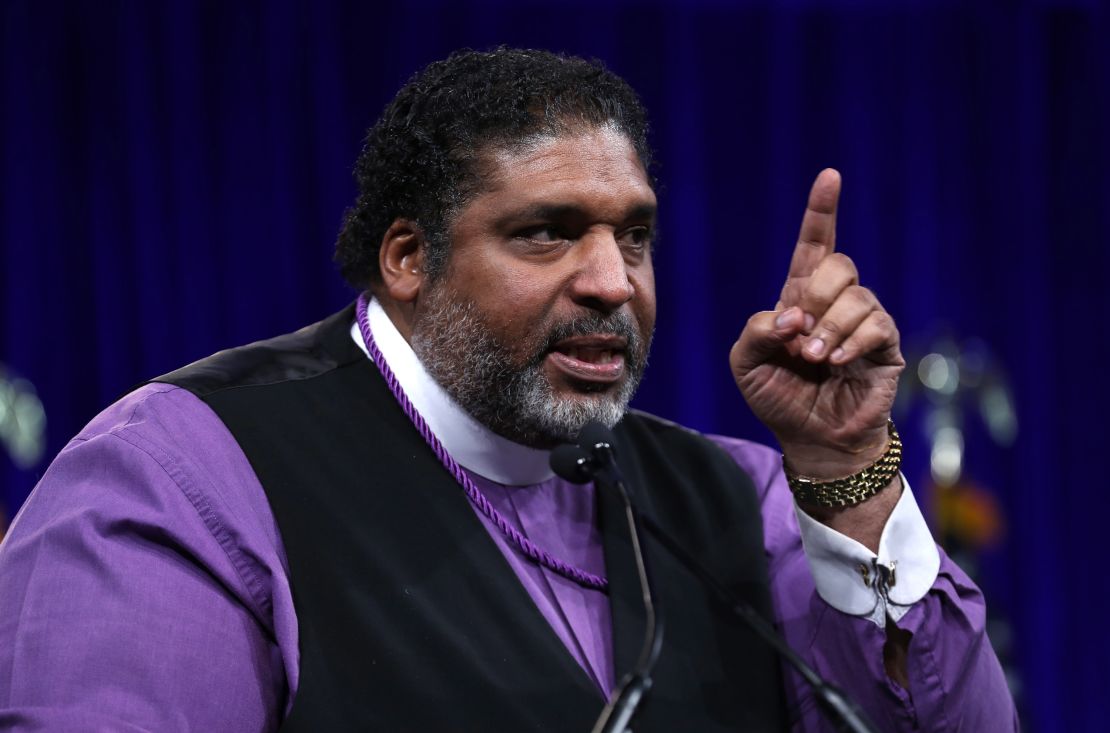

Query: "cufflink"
(859, 559), (897, 590)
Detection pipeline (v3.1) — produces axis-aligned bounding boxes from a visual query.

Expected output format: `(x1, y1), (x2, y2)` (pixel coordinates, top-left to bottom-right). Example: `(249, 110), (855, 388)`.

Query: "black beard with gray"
(411, 288), (650, 449)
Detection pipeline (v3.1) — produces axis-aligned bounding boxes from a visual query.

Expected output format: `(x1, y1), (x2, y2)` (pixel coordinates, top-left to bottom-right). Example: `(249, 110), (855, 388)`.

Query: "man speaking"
(0, 48), (1015, 731)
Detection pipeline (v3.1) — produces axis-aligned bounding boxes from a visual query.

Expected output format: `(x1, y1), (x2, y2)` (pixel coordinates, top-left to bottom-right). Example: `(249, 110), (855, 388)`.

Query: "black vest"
(156, 304), (786, 732)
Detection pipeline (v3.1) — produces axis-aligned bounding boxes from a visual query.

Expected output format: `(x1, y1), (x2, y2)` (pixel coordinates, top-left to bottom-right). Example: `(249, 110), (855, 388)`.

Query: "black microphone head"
(578, 421), (617, 456)
(550, 444), (595, 484)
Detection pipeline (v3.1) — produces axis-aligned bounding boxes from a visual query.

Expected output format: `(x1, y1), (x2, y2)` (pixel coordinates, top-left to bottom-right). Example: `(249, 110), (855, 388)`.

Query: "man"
(0, 48), (1014, 731)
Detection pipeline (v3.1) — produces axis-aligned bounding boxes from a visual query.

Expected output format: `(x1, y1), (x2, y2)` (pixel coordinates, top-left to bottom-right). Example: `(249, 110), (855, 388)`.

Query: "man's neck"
(350, 297), (555, 486)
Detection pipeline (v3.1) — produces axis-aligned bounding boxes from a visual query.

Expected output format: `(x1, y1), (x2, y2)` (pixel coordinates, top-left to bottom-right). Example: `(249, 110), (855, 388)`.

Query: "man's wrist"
(779, 424), (890, 479)
(781, 420), (902, 515)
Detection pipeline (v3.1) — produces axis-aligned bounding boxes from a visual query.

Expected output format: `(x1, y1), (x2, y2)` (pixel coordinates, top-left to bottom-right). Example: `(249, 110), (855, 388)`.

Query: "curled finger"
(828, 308), (901, 366)
(803, 285), (879, 362)
(730, 307), (805, 376)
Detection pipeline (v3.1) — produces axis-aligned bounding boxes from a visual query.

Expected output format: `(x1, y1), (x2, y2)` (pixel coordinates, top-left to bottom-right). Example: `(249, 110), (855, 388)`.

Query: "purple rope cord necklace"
(355, 293), (609, 592)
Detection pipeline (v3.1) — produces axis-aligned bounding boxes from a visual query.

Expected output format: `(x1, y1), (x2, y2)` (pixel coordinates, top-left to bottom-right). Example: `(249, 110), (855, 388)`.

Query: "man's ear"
(379, 219), (428, 303)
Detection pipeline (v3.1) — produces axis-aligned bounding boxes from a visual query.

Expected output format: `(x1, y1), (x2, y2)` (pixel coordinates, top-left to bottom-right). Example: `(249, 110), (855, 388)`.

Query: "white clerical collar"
(349, 298), (555, 486)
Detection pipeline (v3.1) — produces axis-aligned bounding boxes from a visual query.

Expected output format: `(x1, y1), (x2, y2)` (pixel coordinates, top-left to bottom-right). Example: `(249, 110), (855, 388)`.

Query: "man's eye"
(515, 226), (566, 244)
(620, 226), (653, 250)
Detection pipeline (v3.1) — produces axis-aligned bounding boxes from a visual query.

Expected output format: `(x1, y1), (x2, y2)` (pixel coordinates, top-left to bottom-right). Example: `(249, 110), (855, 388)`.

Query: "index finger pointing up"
(788, 168), (842, 278)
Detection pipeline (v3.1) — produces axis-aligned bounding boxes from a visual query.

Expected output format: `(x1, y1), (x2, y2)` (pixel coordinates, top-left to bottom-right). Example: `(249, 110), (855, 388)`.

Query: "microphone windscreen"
(578, 421), (617, 456)
(550, 444), (594, 484)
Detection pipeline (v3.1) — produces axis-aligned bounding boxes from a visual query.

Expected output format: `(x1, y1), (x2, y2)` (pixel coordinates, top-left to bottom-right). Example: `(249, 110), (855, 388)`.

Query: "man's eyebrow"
(623, 203), (658, 223)
(501, 202), (658, 225)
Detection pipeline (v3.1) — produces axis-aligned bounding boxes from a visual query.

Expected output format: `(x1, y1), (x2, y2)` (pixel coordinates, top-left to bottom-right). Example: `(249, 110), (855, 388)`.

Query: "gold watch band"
(784, 420), (902, 509)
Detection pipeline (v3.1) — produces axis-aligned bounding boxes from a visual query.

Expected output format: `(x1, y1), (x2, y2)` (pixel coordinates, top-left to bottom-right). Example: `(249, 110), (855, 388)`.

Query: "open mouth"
(546, 335), (627, 384)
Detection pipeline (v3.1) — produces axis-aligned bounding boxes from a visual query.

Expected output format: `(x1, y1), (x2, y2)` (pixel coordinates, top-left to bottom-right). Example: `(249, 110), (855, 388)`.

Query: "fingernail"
(804, 313), (816, 332)
(775, 309), (793, 329)
(830, 347), (846, 362)
(807, 337), (826, 357)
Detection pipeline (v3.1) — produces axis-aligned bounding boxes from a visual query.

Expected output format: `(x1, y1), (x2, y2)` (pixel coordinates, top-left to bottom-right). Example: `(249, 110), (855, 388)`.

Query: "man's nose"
(568, 232), (636, 312)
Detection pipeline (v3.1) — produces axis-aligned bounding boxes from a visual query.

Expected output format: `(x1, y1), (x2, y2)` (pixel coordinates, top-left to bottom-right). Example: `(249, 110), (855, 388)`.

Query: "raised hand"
(729, 169), (904, 480)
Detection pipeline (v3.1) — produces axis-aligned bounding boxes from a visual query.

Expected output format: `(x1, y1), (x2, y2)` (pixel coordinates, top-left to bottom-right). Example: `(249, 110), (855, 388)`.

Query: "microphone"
(552, 423), (879, 733)
(552, 423), (663, 733)
(549, 443), (595, 485)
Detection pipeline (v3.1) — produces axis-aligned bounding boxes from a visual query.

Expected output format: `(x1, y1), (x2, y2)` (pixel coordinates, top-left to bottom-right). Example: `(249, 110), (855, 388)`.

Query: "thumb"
(730, 307), (805, 377)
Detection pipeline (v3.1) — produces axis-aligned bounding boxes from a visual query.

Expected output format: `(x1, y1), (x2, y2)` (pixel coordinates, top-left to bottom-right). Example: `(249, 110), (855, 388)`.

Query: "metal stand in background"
(896, 334), (1020, 704)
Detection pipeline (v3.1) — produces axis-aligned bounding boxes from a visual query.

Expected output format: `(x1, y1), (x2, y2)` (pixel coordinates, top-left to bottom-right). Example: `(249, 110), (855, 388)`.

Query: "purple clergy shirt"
(0, 383), (1017, 731)
(470, 473), (615, 697)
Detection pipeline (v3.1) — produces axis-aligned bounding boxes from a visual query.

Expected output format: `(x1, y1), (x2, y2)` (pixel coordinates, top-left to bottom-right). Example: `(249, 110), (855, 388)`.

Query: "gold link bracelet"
(784, 421), (902, 509)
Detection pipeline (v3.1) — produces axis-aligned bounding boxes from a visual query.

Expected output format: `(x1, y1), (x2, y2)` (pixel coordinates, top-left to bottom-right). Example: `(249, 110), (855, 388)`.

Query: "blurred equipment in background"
(0, 365), (46, 470)
(899, 335), (1017, 549)
(905, 338), (1017, 485)
(897, 334), (1020, 702)
(0, 364), (47, 541)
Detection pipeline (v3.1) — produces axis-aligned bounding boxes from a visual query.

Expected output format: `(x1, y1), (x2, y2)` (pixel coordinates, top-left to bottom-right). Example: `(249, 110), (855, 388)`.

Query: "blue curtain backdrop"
(2, 0), (1106, 729)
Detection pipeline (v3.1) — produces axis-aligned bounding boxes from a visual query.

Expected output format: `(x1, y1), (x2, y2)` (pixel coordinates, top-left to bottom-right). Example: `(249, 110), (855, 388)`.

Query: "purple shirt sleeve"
(709, 434), (1018, 732)
(0, 384), (297, 732)
(0, 385), (1016, 731)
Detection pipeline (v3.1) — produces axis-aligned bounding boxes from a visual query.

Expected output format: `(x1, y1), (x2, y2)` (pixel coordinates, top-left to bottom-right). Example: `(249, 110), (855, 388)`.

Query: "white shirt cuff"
(793, 476), (940, 626)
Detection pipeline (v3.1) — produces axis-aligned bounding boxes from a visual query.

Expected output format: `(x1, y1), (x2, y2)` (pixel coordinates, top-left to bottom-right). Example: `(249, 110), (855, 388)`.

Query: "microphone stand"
(552, 423), (878, 733)
(636, 513), (877, 733)
(553, 425), (664, 733)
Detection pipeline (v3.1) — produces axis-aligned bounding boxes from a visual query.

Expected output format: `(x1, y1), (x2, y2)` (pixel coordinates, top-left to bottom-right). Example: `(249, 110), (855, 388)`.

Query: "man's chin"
(525, 394), (627, 446)
(549, 381), (626, 401)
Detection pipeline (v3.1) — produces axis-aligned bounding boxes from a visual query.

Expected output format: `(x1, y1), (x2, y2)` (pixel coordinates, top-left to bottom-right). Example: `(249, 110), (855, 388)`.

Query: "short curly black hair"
(334, 47), (654, 290)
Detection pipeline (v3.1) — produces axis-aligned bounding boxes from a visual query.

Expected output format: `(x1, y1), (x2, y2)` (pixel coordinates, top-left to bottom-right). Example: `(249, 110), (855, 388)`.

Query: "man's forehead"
(473, 127), (656, 212)
(485, 126), (648, 183)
